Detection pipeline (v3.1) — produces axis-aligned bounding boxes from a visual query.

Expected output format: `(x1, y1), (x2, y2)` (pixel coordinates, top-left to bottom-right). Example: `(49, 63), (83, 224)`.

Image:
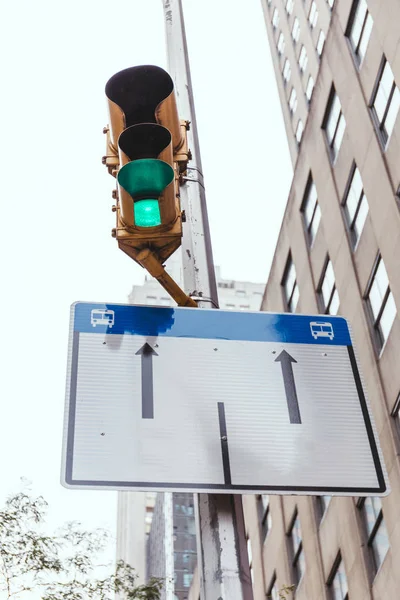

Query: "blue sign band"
(72, 302), (352, 346)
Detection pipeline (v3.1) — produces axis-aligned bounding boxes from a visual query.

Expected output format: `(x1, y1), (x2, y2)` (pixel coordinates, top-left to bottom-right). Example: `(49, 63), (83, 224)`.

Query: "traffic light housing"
(104, 65), (189, 264)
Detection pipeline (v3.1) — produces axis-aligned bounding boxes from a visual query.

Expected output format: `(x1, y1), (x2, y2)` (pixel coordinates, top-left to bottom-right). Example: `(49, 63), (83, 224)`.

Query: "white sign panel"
(61, 302), (388, 496)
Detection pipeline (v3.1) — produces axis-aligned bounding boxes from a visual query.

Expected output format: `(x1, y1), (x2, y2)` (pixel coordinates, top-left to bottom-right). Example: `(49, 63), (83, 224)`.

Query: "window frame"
(246, 535), (254, 584)
(277, 32), (285, 55)
(301, 176), (321, 247)
(317, 495), (332, 522)
(292, 17), (300, 43)
(370, 57), (400, 147)
(257, 495), (272, 542)
(342, 162), (369, 248)
(327, 553), (349, 600)
(365, 254), (396, 353)
(346, 0), (373, 66)
(267, 573), (279, 600)
(286, 0), (294, 15)
(283, 58), (292, 83)
(306, 75), (315, 102)
(391, 393), (400, 450)
(288, 510), (305, 586)
(298, 45), (308, 72)
(323, 87), (346, 163)
(317, 30), (326, 56)
(308, 1), (318, 28)
(295, 119), (304, 144)
(281, 254), (300, 313)
(272, 7), (280, 28)
(318, 257), (340, 315)
(289, 87), (298, 114)
(357, 496), (390, 574)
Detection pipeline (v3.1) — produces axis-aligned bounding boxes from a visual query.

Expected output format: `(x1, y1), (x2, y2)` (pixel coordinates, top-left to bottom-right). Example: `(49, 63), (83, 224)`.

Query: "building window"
(392, 393), (400, 435)
(358, 497), (389, 572)
(296, 120), (304, 143)
(292, 17), (300, 42)
(318, 495), (332, 520)
(317, 30), (326, 56)
(366, 256), (397, 350)
(289, 512), (305, 585)
(289, 88), (298, 114)
(247, 537), (254, 583)
(301, 177), (321, 246)
(286, 0), (294, 14)
(282, 255), (299, 312)
(257, 495), (272, 542)
(299, 45), (308, 72)
(272, 7), (280, 28)
(277, 32), (285, 54)
(347, 0), (373, 65)
(283, 59), (292, 83)
(267, 574), (279, 600)
(371, 58), (400, 146)
(319, 259), (340, 315)
(328, 556), (349, 600)
(323, 89), (346, 162)
(306, 75), (315, 101)
(308, 1), (318, 27)
(343, 164), (369, 247)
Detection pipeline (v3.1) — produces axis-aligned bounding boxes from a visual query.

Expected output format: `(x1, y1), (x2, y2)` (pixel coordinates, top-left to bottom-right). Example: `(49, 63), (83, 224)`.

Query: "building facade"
(240, 1), (400, 599)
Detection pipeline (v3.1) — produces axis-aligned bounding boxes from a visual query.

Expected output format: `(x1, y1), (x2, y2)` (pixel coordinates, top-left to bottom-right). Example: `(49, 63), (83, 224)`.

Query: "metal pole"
(162, 2), (254, 598)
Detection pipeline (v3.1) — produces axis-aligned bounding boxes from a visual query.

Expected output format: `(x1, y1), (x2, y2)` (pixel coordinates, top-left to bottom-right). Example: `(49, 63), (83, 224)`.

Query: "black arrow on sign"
(135, 343), (158, 419)
(275, 350), (302, 424)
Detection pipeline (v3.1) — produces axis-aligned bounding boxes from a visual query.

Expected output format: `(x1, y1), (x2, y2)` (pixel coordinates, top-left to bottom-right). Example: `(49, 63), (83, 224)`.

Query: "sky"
(0, 0), (292, 573)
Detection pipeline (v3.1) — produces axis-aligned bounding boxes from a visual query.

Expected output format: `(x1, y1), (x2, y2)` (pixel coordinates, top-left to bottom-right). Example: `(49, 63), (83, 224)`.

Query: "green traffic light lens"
(117, 159), (174, 199)
(134, 199), (161, 227)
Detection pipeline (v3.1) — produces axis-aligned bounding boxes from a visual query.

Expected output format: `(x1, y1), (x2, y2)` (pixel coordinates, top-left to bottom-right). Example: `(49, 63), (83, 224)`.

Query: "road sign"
(61, 302), (388, 496)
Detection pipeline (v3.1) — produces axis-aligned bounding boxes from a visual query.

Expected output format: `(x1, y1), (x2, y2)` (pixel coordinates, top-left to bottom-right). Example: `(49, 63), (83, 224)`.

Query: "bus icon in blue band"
(310, 321), (334, 341)
(91, 309), (115, 328)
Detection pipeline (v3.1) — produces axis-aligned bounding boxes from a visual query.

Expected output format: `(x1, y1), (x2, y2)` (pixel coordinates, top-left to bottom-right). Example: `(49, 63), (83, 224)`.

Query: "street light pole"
(162, 1), (254, 598)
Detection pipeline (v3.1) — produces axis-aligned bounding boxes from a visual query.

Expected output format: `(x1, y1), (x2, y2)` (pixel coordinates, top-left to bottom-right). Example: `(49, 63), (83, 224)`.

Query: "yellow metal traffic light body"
(103, 65), (196, 307)
(104, 65), (189, 264)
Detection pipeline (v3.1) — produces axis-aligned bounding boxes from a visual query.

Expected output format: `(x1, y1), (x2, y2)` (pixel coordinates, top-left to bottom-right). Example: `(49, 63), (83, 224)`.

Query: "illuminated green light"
(134, 199), (161, 227)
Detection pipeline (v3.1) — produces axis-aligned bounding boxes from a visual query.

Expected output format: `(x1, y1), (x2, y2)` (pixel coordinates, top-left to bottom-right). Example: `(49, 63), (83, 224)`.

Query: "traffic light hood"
(105, 65), (183, 152)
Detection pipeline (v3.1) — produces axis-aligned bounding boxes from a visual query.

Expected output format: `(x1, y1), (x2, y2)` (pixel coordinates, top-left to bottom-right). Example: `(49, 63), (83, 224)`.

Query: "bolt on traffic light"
(104, 65), (189, 264)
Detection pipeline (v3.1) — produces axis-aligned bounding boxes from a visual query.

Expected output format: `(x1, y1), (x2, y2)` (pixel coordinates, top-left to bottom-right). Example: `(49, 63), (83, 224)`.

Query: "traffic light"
(104, 65), (189, 264)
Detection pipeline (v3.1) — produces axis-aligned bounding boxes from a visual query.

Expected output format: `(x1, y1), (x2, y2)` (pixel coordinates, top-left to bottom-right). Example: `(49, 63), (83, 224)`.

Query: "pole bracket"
(119, 245), (197, 308)
(189, 294), (219, 308)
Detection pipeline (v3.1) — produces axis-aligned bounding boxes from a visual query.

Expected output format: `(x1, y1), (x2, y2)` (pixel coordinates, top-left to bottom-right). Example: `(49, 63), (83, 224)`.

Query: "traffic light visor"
(117, 159), (174, 200)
